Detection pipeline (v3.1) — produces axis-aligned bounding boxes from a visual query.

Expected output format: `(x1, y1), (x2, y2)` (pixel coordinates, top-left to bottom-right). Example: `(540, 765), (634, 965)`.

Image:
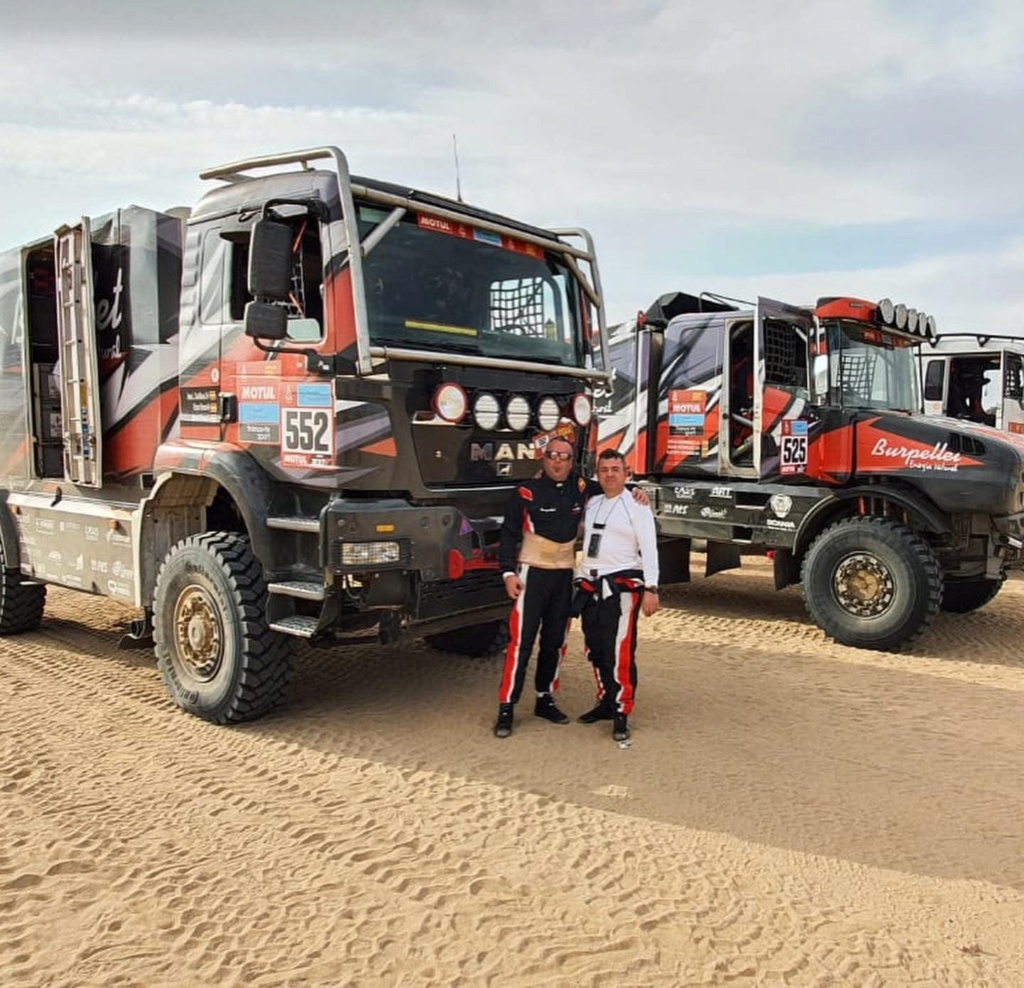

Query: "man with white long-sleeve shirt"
(575, 448), (660, 741)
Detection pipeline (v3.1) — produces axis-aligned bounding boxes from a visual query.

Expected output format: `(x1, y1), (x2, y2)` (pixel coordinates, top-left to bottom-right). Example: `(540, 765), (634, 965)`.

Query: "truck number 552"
(282, 408), (331, 454)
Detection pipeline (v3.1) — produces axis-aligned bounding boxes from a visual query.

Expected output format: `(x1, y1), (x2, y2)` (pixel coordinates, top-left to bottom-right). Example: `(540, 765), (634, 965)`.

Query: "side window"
(198, 230), (228, 326)
(923, 359), (945, 402)
(763, 318), (808, 392)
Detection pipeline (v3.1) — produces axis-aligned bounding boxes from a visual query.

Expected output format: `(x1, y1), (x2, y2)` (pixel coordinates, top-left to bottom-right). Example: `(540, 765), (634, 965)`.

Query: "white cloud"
(0, 0), (1021, 335)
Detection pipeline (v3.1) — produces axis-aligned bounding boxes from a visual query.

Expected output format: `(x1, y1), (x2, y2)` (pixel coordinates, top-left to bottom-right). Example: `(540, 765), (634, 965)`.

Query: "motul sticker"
(416, 213), (543, 258)
(280, 383), (335, 470)
(780, 420), (808, 475)
(239, 379), (281, 444)
(667, 389), (706, 459)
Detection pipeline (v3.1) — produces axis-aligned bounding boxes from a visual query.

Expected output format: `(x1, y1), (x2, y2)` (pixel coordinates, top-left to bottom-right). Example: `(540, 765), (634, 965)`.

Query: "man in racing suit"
(494, 436), (587, 738)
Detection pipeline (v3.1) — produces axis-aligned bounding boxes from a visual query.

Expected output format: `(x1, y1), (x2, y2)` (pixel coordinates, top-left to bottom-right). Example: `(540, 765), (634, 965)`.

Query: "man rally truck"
(0, 146), (607, 723)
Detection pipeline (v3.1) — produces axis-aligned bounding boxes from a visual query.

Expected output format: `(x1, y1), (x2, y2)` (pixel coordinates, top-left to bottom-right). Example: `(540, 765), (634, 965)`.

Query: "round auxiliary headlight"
(894, 303), (908, 330)
(906, 308), (919, 333)
(571, 393), (593, 426)
(434, 383), (468, 423)
(878, 298), (895, 325)
(505, 395), (531, 432)
(537, 396), (562, 432)
(473, 392), (501, 431)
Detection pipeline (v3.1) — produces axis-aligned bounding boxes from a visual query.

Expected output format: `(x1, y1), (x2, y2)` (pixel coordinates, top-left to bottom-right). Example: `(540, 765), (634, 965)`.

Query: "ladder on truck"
(54, 220), (103, 487)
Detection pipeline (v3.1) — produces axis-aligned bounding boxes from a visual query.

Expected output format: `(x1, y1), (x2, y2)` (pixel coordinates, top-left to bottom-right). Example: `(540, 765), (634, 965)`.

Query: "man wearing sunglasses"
(493, 437), (646, 738)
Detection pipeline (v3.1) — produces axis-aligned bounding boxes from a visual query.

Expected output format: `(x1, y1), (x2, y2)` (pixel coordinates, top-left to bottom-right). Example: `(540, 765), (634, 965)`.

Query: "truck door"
(54, 219), (103, 486)
(1000, 349), (1024, 435)
(752, 297), (814, 481)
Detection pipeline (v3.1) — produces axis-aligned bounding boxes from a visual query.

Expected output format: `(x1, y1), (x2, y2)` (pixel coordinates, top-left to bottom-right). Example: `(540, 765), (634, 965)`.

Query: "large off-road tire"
(153, 532), (293, 724)
(801, 516), (942, 652)
(0, 542), (46, 634)
(940, 575), (1005, 614)
(424, 618), (509, 658)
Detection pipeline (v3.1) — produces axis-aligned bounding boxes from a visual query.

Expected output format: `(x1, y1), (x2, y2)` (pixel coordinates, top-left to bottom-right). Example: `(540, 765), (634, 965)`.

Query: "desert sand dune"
(2, 557), (1022, 985)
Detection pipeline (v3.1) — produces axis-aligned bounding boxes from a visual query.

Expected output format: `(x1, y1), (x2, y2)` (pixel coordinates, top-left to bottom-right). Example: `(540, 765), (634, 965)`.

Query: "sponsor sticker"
(780, 419), (808, 475)
(281, 383), (335, 470)
(667, 389), (706, 459)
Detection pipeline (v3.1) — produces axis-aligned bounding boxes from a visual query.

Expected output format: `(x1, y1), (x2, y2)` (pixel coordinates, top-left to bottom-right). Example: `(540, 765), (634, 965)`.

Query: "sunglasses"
(544, 450), (573, 461)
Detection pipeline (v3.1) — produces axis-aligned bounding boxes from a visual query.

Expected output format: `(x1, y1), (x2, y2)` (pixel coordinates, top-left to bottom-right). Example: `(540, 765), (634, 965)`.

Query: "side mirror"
(244, 300), (288, 341)
(248, 218), (293, 299)
(812, 353), (829, 403)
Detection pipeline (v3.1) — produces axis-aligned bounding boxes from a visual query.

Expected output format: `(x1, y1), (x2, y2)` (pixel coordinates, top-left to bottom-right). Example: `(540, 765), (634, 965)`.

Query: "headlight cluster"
(877, 298), (937, 339)
(432, 384), (592, 431)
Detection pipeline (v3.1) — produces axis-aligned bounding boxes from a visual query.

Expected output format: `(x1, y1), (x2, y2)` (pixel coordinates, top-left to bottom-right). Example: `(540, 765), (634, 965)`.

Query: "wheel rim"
(832, 551), (896, 618)
(172, 585), (224, 682)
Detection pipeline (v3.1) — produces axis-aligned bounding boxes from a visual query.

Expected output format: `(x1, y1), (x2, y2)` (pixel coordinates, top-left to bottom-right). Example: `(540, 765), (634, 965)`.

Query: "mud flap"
(705, 540), (742, 577)
(657, 537), (692, 584)
(773, 547), (801, 590)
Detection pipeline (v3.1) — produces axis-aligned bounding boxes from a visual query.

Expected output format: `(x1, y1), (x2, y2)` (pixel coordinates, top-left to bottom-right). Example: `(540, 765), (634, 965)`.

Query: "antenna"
(452, 133), (463, 202)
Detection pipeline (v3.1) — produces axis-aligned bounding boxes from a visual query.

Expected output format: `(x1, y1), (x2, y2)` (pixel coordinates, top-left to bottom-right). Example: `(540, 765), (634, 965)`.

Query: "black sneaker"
(612, 714), (630, 741)
(534, 695), (569, 724)
(493, 703), (514, 738)
(577, 703), (615, 724)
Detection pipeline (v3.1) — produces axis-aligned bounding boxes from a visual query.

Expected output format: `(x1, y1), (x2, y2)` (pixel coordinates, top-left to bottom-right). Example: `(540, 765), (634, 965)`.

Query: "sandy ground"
(2, 556), (1023, 987)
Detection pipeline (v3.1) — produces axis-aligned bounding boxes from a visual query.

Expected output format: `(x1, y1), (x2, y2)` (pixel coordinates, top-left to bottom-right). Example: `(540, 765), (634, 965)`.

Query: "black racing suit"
(497, 472), (599, 705)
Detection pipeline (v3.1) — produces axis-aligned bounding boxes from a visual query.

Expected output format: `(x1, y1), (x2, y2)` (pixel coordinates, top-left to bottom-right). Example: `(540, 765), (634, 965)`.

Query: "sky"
(2, 0), (1023, 334)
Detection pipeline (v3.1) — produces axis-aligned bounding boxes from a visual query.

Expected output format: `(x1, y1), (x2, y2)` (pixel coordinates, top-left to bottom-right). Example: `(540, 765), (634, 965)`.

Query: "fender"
(150, 440), (283, 569)
(795, 483), (950, 555)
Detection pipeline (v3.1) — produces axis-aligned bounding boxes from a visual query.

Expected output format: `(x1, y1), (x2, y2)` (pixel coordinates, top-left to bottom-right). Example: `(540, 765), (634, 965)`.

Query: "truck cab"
(919, 333), (1024, 434)
(599, 292), (1024, 651)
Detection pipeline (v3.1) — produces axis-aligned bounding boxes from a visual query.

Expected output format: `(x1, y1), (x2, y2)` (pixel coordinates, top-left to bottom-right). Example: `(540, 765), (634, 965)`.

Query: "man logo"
(470, 442), (535, 462)
(497, 462), (512, 476)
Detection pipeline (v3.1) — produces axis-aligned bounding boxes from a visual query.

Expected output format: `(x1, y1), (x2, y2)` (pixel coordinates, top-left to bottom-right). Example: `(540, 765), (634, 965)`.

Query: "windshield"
(826, 320), (921, 412)
(357, 205), (586, 366)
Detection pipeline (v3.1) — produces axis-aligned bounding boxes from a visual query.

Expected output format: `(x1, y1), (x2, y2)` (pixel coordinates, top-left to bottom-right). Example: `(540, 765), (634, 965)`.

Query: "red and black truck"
(0, 146), (607, 722)
(598, 292), (1024, 650)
